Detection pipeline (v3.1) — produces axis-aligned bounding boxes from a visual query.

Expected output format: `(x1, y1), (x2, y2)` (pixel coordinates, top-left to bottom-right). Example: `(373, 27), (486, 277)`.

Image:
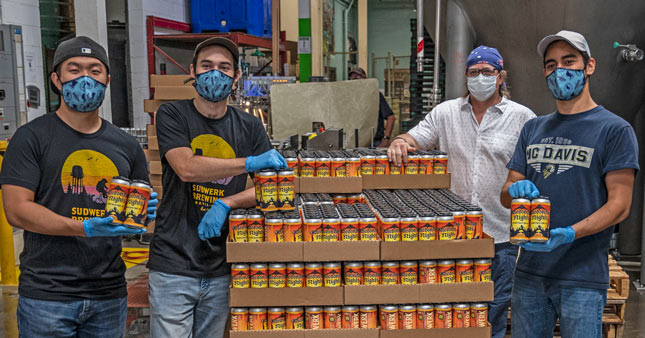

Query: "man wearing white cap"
(501, 31), (639, 337)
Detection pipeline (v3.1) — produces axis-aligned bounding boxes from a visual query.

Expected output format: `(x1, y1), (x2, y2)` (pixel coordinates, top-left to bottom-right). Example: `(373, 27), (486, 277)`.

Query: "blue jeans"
(17, 295), (126, 338)
(489, 242), (518, 338)
(149, 270), (231, 338)
(511, 273), (607, 338)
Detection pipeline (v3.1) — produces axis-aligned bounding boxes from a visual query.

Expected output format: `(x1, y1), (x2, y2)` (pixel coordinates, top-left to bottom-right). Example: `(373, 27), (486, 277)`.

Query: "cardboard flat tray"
(380, 234), (495, 260)
(302, 241), (380, 262)
(379, 327), (491, 338)
(297, 177), (363, 193)
(226, 241), (303, 263)
(361, 174), (450, 190)
(229, 287), (344, 307)
(229, 329), (379, 338)
(345, 282), (494, 305)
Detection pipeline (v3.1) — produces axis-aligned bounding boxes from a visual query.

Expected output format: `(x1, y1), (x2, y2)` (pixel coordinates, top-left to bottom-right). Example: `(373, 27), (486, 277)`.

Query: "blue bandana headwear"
(466, 46), (504, 71)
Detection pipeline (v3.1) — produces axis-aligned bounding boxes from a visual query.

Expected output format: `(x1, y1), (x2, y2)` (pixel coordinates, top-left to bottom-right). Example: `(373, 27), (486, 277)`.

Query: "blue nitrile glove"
(146, 192), (159, 224)
(83, 217), (146, 237)
(245, 149), (288, 173)
(508, 180), (540, 199)
(197, 199), (231, 240)
(520, 226), (576, 252)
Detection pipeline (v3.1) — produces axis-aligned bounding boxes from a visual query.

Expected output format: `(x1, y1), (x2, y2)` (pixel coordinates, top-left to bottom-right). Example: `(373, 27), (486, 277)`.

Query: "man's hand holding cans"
(387, 138), (417, 167)
(245, 149), (288, 173)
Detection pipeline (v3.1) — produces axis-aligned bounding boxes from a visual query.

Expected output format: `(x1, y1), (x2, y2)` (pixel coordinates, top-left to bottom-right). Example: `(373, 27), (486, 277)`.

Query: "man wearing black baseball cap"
(501, 30), (639, 337)
(0, 35), (158, 337)
(148, 37), (286, 337)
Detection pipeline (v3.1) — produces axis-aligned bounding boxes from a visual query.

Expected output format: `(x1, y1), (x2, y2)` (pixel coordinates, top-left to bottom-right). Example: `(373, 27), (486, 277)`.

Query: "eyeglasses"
(466, 68), (498, 77)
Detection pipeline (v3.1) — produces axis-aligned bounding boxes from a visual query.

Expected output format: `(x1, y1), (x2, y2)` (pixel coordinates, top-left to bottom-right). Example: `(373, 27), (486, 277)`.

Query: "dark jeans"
(17, 295), (127, 338)
(490, 242), (519, 338)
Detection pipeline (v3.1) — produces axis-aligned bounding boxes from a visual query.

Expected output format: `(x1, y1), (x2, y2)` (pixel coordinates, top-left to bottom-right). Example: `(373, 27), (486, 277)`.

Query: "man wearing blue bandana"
(148, 37), (286, 338)
(388, 45), (535, 338)
(501, 31), (639, 337)
(0, 36), (158, 337)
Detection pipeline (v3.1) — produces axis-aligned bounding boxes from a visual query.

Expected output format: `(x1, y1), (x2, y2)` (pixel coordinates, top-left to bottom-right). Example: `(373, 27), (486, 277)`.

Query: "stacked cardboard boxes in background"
(144, 75), (196, 115)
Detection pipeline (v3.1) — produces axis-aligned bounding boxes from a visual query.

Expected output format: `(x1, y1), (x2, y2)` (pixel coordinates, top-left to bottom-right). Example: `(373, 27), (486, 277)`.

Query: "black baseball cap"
(192, 37), (240, 69)
(50, 36), (109, 94)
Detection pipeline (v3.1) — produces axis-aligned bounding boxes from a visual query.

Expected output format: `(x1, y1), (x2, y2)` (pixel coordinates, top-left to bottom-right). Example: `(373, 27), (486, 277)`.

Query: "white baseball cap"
(537, 30), (591, 58)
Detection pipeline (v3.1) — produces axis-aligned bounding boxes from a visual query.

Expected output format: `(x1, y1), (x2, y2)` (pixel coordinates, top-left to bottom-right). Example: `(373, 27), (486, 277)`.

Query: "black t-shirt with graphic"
(147, 100), (271, 278)
(0, 113), (149, 301)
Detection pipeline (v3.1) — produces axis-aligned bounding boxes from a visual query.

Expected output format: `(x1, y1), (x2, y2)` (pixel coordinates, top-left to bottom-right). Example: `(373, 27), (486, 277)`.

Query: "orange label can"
(530, 196), (551, 243)
(305, 307), (323, 330)
(269, 264), (287, 288)
(268, 307), (286, 330)
(264, 217), (284, 242)
(389, 162), (402, 175)
(247, 214), (265, 242)
(105, 177), (131, 224)
(453, 304), (470, 328)
(249, 308), (268, 330)
(299, 157), (315, 177)
(380, 305), (399, 330)
(277, 170), (296, 211)
(323, 263), (342, 287)
(510, 198), (531, 244)
(287, 263), (305, 288)
(343, 262), (363, 286)
(331, 158), (346, 177)
(418, 216), (437, 241)
(381, 262), (400, 285)
(315, 157), (331, 177)
(304, 218), (323, 242)
(360, 306), (378, 329)
(342, 306), (360, 329)
(474, 259), (492, 282)
(399, 305), (417, 329)
(419, 260), (437, 284)
(400, 261), (418, 285)
(231, 264), (250, 289)
(231, 308), (249, 331)
(360, 155), (376, 175)
(258, 171), (279, 212)
(471, 303), (488, 328)
(434, 304), (453, 329)
(341, 217), (360, 241)
(123, 180), (151, 228)
(465, 209), (483, 239)
(400, 217), (419, 241)
(363, 262), (381, 285)
(285, 157), (299, 176)
(305, 263), (323, 288)
(322, 218), (341, 242)
(419, 154), (433, 174)
(324, 307), (342, 329)
(437, 260), (456, 284)
(375, 155), (389, 175)
(437, 215), (457, 240)
(381, 217), (401, 242)
(404, 155), (419, 175)
(229, 213), (247, 243)
(433, 154), (448, 174)
(286, 307), (305, 329)
(456, 260), (474, 283)
(345, 157), (361, 177)
(453, 211), (466, 240)
(250, 264), (268, 288)
(284, 217), (303, 242)
(359, 217), (379, 241)
(416, 305), (434, 329)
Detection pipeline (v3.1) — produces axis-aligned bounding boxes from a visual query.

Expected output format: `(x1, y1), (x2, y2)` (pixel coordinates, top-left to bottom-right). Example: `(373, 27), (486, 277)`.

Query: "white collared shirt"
(408, 96), (536, 243)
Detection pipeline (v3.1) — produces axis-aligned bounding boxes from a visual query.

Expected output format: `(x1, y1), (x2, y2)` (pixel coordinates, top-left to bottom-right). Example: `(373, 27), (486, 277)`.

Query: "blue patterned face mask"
(193, 69), (234, 102)
(61, 76), (106, 112)
(546, 67), (586, 101)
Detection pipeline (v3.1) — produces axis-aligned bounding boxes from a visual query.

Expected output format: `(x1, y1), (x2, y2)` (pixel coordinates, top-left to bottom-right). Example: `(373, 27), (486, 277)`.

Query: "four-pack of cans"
(104, 176), (152, 229)
(510, 196), (551, 244)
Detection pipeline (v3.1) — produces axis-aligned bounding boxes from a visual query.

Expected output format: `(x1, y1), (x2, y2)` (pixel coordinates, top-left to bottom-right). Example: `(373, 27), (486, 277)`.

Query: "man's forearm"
(571, 200), (630, 239)
(392, 133), (420, 148)
(384, 116), (395, 138)
(174, 155), (247, 183)
(221, 187), (256, 209)
(6, 200), (84, 236)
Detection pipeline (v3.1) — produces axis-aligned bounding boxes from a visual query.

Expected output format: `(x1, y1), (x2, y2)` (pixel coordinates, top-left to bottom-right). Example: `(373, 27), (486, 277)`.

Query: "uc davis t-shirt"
(0, 113), (149, 300)
(507, 106), (639, 289)
(148, 100), (271, 278)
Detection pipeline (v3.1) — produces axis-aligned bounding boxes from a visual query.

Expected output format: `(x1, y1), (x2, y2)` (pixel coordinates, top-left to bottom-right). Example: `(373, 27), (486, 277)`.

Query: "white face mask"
(467, 74), (499, 101)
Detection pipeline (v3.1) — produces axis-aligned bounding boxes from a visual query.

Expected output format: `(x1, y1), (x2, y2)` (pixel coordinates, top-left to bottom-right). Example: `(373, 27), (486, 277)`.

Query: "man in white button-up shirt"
(388, 46), (535, 338)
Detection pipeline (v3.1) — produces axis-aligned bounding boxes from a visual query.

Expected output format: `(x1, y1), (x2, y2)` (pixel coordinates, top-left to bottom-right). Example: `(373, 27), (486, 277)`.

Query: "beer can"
(231, 308), (249, 331)
(315, 157), (331, 177)
(360, 305), (378, 329)
(437, 260), (456, 284)
(420, 154), (434, 175)
(434, 304), (453, 329)
(287, 263), (305, 288)
(465, 209), (483, 239)
(250, 263), (268, 288)
(453, 303), (470, 328)
(510, 198), (531, 244)
(299, 157), (316, 177)
(389, 162), (402, 175)
(268, 307), (286, 330)
(322, 218), (341, 242)
(284, 217), (303, 242)
(286, 307), (305, 329)
(471, 303), (488, 328)
(346, 194), (363, 204)
(363, 261), (382, 285)
(418, 215), (437, 241)
(277, 170), (296, 211)
(456, 259), (474, 283)
(474, 259), (492, 282)
(264, 217), (284, 242)
(229, 213), (247, 243)
(453, 210), (466, 240)
(404, 155), (419, 175)
(399, 305), (417, 329)
(105, 177), (131, 224)
(437, 214), (457, 240)
(333, 194), (347, 204)
(530, 196), (551, 243)
(360, 155), (376, 176)
(359, 217), (379, 241)
(381, 262), (400, 285)
(285, 157), (299, 176)
(304, 218), (323, 242)
(249, 307), (268, 330)
(323, 262), (342, 287)
(305, 307), (323, 330)
(433, 154), (448, 174)
(381, 217), (401, 242)
(331, 157), (347, 177)
(231, 264), (250, 289)
(379, 305), (399, 330)
(247, 213), (265, 242)
(342, 306), (360, 329)
(400, 217), (419, 241)
(258, 171), (279, 212)
(122, 180), (151, 228)
(375, 154), (389, 175)
(305, 263), (323, 288)
(324, 307), (342, 329)
(269, 263), (287, 288)
(346, 157), (362, 177)
(417, 304), (434, 329)
(344, 262), (363, 285)
(400, 261), (418, 285)
(341, 217), (360, 241)
(419, 260), (437, 284)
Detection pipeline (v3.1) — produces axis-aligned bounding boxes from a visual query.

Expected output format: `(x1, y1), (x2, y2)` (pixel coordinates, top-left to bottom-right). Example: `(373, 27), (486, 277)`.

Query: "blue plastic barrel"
(191, 0), (272, 38)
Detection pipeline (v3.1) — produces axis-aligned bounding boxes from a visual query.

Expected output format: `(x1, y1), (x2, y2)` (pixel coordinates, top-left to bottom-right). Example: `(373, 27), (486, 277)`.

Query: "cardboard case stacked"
(144, 75), (197, 114)
(227, 177), (494, 338)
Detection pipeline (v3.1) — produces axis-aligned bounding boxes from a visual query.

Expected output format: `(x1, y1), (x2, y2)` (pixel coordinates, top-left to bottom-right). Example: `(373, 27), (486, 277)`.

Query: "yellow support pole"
(0, 140), (18, 286)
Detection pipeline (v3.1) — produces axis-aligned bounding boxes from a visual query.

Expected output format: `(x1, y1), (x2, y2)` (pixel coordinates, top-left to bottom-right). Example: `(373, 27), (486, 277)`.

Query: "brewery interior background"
(0, 0), (644, 337)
